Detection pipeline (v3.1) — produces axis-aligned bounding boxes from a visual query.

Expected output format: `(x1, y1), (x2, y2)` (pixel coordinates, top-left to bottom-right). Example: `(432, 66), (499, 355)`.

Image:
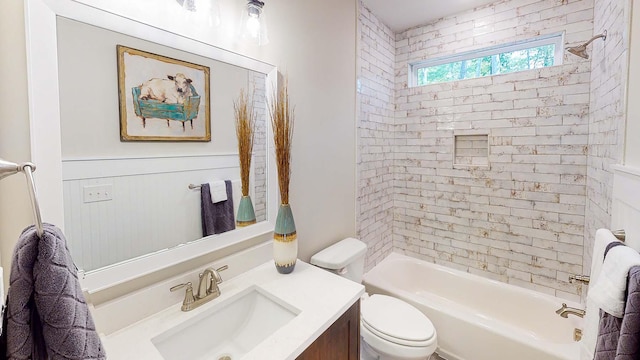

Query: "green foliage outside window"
(416, 44), (555, 86)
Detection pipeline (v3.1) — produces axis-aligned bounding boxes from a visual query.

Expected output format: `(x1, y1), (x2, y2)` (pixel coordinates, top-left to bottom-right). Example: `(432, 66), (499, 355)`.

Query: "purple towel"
(595, 242), (640, 360)
(3, 224), (106, 359)
(617, 266), (640, 358)
(200, 180), (235, 236)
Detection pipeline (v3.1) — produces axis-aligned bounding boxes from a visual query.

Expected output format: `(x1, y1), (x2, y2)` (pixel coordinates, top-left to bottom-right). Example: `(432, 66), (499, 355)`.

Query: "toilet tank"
(310, 238), (367, 283)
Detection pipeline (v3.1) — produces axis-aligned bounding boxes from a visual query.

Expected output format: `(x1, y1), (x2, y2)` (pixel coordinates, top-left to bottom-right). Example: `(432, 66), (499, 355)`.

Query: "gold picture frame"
(117, 45), (211, 141)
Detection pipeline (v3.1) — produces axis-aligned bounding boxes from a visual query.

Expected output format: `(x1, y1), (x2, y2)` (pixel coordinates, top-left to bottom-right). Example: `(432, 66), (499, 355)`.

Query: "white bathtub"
(363, 253), (583, 360)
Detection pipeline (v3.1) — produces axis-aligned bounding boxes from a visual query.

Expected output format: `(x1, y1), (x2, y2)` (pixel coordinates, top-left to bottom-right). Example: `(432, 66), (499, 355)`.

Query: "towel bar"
(188, 184), (202, 189)
(0, 158), (44, 237)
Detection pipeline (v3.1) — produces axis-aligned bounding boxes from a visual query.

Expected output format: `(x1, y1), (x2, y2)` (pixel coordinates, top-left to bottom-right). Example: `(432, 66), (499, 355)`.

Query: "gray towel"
(595, 242), (640, 360)
(200, 180), (235, 236)
(4, 224), (106, 359)
(616, 266), (640, 358)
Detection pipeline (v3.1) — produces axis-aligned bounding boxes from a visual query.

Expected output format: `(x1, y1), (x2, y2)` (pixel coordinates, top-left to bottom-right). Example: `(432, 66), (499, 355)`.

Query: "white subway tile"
(359, 0), (628, 302)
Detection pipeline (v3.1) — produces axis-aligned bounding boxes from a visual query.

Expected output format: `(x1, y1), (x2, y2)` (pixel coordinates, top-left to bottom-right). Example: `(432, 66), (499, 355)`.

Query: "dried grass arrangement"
(270, 80), (295, 205)
(234, 89), (256, 197)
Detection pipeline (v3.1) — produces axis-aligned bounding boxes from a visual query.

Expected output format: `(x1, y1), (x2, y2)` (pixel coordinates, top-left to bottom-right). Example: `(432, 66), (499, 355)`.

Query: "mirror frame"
(24, 0), (277, 293)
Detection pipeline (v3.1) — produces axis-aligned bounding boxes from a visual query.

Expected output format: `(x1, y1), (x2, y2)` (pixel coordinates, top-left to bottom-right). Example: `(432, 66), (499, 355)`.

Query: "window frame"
(409, 32), (565, 87)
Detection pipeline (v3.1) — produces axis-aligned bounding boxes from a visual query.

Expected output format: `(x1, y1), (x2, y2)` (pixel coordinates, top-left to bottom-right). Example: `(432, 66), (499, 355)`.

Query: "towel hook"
(0, 158), (44, 238)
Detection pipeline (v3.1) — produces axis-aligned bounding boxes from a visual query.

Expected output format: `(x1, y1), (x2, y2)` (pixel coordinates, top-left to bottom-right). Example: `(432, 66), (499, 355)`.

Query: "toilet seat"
(361, 295), (436, 347)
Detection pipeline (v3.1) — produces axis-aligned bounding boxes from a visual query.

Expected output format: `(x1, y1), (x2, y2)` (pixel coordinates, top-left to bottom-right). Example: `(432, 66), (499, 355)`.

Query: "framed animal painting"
(117, 45), (211, 141)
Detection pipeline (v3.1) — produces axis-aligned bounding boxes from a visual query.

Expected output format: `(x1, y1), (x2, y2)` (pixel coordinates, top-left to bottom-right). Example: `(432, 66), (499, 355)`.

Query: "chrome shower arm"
(583, 30), (607, 47)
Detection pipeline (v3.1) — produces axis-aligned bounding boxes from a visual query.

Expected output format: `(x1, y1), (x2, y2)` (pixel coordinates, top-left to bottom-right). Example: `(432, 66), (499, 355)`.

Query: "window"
(409, 33), (564, 87)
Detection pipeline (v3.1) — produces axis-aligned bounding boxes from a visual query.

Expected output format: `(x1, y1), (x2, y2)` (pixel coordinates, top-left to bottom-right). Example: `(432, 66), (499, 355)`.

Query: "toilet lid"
(361, 295), (435, 345)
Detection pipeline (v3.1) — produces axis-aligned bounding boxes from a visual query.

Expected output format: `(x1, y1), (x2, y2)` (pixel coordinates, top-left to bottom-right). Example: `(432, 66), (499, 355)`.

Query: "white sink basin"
(151, 286), (300, 360)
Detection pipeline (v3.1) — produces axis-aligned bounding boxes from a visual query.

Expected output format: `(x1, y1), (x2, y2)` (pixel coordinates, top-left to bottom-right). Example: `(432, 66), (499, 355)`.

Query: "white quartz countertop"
(103, 260), (364, 360)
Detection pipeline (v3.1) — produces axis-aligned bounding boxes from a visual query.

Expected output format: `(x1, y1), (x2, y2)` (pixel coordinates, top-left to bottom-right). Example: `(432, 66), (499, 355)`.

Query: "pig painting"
(139, 73), (193, 104)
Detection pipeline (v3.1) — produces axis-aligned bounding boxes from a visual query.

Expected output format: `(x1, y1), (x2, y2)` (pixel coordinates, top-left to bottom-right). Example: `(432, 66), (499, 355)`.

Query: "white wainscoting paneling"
(62, 154), (246, 271)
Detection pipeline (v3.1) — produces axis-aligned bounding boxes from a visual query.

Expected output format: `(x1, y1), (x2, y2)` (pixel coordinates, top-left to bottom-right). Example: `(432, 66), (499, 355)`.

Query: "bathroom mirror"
(25, 0), (277, 293)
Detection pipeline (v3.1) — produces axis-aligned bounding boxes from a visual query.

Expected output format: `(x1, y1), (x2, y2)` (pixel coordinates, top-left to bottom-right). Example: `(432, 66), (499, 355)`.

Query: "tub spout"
(556, 303), (585, 318)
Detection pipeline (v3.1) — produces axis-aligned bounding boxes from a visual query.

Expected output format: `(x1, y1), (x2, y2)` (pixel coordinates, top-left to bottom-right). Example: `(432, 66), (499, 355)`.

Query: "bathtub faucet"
(555, 303), (585, 318)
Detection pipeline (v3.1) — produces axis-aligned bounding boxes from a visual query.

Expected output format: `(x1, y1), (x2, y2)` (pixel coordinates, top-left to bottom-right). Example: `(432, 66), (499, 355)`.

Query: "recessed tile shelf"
(453, 133), (489, 168)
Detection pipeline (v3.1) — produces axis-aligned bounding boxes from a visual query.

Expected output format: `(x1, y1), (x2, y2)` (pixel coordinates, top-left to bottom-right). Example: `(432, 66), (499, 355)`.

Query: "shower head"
(566, 30), (607, 59)
(567, 44), (588, 59)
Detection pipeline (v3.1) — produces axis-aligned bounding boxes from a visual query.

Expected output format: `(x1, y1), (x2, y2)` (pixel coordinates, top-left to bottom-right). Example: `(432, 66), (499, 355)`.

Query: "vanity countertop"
(103, 260), (364, 360)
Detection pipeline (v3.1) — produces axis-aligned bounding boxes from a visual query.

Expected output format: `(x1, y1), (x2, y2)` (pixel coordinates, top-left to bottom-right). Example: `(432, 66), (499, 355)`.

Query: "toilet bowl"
(310, 238), (437, 360)
(360, 294), (437, 360)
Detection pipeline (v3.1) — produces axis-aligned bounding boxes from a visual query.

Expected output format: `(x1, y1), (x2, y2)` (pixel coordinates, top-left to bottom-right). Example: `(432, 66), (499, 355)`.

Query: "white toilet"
(310, 238), (437, 360)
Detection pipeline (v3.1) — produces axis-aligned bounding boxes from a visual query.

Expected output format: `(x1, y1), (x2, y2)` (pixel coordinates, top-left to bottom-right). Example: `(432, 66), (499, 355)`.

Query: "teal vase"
(236, 195), (256, 227)
(273, 204), (297, 274)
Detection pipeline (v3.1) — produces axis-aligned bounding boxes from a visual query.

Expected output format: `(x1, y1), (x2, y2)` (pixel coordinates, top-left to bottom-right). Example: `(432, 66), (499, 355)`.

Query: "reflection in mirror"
(56, 17), (267, 272)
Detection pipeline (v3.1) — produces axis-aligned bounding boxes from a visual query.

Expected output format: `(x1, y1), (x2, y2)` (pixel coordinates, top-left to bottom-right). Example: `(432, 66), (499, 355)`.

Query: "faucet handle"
(170, 281), (193, 292)
(170, 282), (196, 310)
(213, 265), (229, 284)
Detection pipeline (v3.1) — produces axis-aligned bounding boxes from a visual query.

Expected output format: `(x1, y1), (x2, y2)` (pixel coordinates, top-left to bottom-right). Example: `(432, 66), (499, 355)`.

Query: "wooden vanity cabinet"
(297, 300), (360, 360)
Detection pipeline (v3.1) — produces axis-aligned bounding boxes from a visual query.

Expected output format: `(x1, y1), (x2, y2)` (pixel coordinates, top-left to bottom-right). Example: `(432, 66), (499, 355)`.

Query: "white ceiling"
(361, 0), (498, 32)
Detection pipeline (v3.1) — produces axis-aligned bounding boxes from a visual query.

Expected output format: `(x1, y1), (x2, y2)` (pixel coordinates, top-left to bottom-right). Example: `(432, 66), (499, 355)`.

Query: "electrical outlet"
(83, 184), (113, 203)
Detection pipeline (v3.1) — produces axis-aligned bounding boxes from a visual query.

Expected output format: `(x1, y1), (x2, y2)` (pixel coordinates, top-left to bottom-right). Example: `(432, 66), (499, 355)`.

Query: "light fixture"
(566, 30), (607, 59)
(240, 0), (269, 46)
(180, 0), (196, 11)
(177, 0), (221, 27)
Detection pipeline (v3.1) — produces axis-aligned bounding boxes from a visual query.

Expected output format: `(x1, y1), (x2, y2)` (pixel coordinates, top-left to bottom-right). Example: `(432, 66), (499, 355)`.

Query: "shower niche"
(453, 132), (489, 168)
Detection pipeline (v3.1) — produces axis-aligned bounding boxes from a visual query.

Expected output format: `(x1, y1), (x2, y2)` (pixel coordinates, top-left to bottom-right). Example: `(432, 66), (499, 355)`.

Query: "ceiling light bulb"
(246, 16), (260, 38)
(240, 0), (268, 45)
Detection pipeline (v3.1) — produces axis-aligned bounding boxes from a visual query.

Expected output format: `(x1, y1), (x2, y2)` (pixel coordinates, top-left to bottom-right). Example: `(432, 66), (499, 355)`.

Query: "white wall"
(259, 0), (357, 261)
(0, 0), (356, 296)
(0, 1), (32, 292)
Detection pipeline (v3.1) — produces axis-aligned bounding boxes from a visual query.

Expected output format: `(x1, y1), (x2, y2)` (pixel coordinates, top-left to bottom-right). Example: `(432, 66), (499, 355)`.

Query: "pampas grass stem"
(234, 89), (255, 197)
(270, 79), (294, 205)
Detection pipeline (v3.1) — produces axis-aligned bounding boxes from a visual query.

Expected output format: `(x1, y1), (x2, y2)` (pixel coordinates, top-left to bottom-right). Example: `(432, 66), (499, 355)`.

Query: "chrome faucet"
(556, 303), (586, 318)
(170, 265), (228, 311)
(197, 265), (228, 299)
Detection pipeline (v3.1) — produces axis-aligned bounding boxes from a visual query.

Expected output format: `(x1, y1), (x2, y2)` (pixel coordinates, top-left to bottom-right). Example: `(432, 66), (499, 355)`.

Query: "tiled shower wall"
(583, 0), (629, 277)
(393, 66), (590, 301)
(357, 5), (396, 270)
(393, 0), (595, 301)
(356, 0), (615, 301)
(249, 70), (268, 222)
